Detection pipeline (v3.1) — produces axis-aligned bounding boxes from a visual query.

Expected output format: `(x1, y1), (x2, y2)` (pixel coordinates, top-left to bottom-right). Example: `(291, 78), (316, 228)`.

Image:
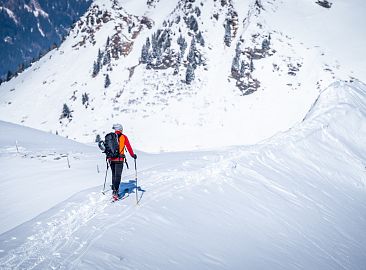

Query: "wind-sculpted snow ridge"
(0, 81), (365, 269)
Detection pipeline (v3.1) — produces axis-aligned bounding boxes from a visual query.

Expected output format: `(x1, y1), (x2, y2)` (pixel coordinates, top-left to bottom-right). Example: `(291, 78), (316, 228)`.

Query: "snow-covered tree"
(82, 93), (89, 107)
(151, 32), (159, 59)
(231, 43), (241, 78)
(145, 37), (151, 49)
(103, 51), (111, 66)
(140, 44), (149, 63)
(235, 42), (241, 56)
(177, 35), (187, 57)
(185, 63), (195, 84)
(262, 38), (270, 50)
(92, 61), (100, 77)
(177, 34), (185, 47)
(163, 34), (171, 52)
(174, 54), (181, 75)
(60, 103), (72, 119)
(187, 37), (197, 68)
(104, 74), (111, 88)
(141, 38), (151, 64)
(195, 7), (201, 17)
(146, 52), (152, 69)
(250, 58), (254, 72)
(196, 31), (205, 46)
(240, 60), (246, 77)
(187, 15), (198, 32)
(97, 49), (103, 64)
(224, 20), (232, 47)
(231, 55), (240, 79)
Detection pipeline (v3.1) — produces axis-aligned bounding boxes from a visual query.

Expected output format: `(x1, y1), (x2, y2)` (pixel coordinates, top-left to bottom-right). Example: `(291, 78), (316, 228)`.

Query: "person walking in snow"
(109, 124), (137, 199)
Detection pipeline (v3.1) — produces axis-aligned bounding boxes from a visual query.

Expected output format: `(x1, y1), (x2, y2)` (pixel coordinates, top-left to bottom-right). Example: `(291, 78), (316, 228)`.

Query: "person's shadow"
(118, 180), (145, 202)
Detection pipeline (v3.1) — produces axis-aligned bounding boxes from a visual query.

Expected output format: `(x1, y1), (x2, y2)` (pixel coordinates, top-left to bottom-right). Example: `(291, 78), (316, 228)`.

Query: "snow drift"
(0, 80), (365, 269)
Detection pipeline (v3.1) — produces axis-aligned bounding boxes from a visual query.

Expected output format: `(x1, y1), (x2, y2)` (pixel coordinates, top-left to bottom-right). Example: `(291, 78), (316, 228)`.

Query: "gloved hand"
(133, 154), (137, 159)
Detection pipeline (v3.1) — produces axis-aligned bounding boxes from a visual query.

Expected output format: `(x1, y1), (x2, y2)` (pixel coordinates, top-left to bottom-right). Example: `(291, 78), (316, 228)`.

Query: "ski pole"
(134, 158), (138, 204)
(102, 160), (109, 194)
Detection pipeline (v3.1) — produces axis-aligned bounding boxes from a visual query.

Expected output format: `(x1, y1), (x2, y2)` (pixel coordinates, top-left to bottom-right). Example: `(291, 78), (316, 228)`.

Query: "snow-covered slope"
(0, 80), (365, 269)
(1, 0), (365, 152)
(0, 120), (101, 234)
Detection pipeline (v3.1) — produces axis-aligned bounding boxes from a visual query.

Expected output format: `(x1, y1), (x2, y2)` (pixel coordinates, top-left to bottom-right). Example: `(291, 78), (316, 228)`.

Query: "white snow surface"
(0, 0), (366, 268)
(0, 80), (365, 269)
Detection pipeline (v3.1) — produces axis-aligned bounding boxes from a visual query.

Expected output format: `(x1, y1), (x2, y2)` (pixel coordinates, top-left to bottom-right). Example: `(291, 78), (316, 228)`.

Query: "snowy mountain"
(0, 80), (365, 269)
(1, 0), (366, 268)
(1, 0), (365, 152)
(0, 0), (92, 81)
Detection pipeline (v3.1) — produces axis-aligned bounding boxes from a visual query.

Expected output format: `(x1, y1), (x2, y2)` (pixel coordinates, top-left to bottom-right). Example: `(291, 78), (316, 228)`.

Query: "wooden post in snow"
(66, 155), (71, 168)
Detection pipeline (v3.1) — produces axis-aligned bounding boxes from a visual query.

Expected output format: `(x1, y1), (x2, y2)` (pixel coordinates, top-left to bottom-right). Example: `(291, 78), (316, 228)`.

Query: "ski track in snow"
(0, 192), (110, 269)
(0, 156), (228, 269)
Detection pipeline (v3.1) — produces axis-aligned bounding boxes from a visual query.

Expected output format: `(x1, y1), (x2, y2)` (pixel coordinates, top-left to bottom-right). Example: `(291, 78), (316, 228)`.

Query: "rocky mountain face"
(0, 0), (362, 152)
(0, 0), (92, 81)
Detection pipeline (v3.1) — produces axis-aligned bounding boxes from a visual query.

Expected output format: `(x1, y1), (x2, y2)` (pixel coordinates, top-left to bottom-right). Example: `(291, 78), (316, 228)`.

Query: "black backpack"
(103, 132), (120, 158)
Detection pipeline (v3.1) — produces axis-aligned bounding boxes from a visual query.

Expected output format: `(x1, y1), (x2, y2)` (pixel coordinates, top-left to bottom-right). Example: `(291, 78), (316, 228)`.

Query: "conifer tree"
(195, 7), (201, 17)
(231, 43), (241, 78)
(231, 55), (240, 79)
(145, 37), (151, 49)
(235, 42), (241, 56)
(177, 35), (187, 57)
(104, 74), (111, 88)
(185, 63), (195, 84)
(92, 61), (99, 77)
(82, 93), (89, 106)
(240, 60), (246, 77)
(262, 38), (270, 50)
(224, 20), (232, 47)
(146, 52), (152, 69)
(61, 104), (72, 119)
(163, 34), (171, 52)
(187, 37), (197, 68)
(250, 58), (254, 72)
(187, 15), (198, 32)
(174, 54), (181, 75)
(196, 31), (205, 46)
(103, 51), (109, 66)
(97, 49), (103, 64)
(140, 44), (149, 63)
(141, 37), (151, 64)
(151, 32), (158, 59)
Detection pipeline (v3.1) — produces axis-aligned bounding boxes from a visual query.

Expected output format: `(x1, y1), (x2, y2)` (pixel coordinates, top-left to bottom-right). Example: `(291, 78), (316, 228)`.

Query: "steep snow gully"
(0, 80), (366, 269)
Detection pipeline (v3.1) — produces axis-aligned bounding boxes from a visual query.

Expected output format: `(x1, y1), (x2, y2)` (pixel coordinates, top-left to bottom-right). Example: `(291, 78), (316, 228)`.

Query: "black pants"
(110, 161), (124, 192)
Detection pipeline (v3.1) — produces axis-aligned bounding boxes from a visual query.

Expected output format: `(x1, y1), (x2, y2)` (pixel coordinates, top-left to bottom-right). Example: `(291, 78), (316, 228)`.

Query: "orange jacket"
(108, 131), (135, 162)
